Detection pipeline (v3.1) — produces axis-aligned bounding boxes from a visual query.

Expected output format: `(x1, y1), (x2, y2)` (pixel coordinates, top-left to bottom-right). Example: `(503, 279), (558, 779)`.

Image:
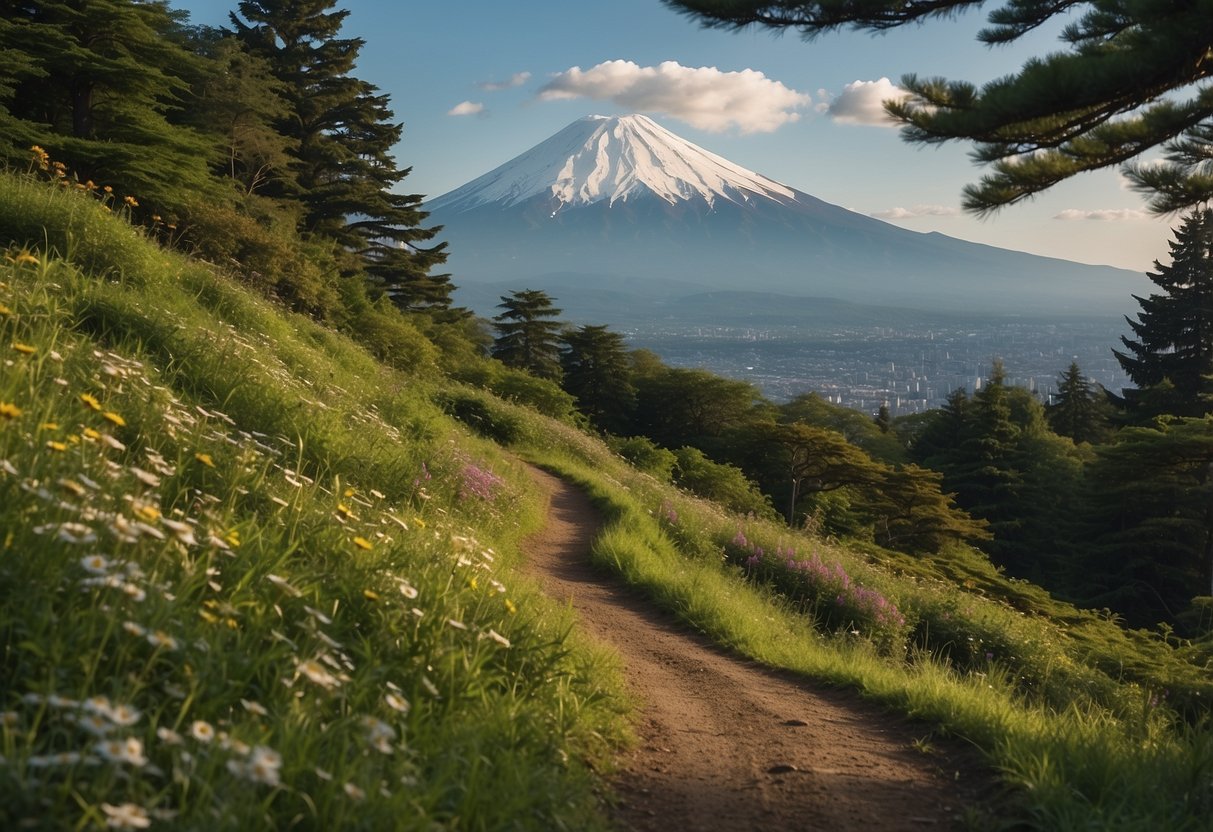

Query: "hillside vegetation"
(3, 169), (1213, 830)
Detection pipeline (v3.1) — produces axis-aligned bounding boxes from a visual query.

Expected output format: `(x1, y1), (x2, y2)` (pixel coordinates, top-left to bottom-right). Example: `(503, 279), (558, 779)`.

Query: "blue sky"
(178, 0), (1175, 274)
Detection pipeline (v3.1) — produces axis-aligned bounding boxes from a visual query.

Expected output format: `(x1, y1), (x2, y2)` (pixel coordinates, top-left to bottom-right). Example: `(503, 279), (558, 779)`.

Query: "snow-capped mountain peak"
(425, 113), (797, 213)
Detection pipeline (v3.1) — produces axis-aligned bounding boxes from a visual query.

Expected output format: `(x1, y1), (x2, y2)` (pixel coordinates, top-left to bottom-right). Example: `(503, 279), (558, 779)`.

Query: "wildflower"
(446, 619), (468, 631)
(129, 467), (159, 487)
(80, 392), (102, 411)
(101, 802), (151, 830)
(12, 253), (39, 267)
(94, 737), (147, 767)
(132, 503), (160, 523)
(81, 554), (113, 575)
(189, 720), (216, 743)
(28, 751), (83, 767)
(303, 605), (331, 625)
(362, 588), (379, 601)
(160, 518), (196, 546)
(361, 716), (396, 754)
(76, 711), (114, 736)
(156, 726), (183, 745)
(12, 342), (36, 354)
(0, 402), (20, 420)
(123, 196), (139, 208)
(352, 536), (372, 551)
(46, 440), (68, 452)
(384, 692), (410, 714)
(241, 699), (268, 717)
(194, 452), (214, 468)
(315, 766), (333, 781)
(146, 630), (179, 651)
(30, 145), (49, 169)
(296, 658), (341, 690)
(122, 620), (146, 637)
(59, 478), (86, 497)
(108, 703), (142, 727)
(344, 782), (366, 801)
(102, 411), (126, 427)
(56, 523), (97, 544)
(504, 599), (517, 615)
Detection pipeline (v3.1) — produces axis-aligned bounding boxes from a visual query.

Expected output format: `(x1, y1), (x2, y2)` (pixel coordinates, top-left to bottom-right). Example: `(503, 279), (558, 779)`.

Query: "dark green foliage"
(0, 0), (221, 213)
(665, 0), (1213, 216)
(231, 0), (450, 308)
(561, 324), (637, 434)
(634, 366), (767, 450)
(1115, 210), (1213, 419)
(491, 289), (565, 382)
(1082, 417), (1213, 626)
(1048, 362), (1112, 444)
(913, 362), (1086, 574)
(779, 392), (906, 464)
(609, 435), (677, 481)
(672, 446), (776, 519)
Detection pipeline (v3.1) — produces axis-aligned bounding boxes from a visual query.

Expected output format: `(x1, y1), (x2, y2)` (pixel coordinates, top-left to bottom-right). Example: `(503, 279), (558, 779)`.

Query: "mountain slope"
(426, 114), (1143, 316)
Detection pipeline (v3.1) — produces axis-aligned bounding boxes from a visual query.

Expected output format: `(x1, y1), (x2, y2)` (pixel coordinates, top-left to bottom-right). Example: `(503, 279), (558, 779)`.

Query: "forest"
(2, 0), (1211, 636)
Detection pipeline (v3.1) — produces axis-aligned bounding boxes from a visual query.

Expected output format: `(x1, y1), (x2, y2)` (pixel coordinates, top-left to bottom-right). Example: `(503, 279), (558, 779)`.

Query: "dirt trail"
(522, 466), (990, 832)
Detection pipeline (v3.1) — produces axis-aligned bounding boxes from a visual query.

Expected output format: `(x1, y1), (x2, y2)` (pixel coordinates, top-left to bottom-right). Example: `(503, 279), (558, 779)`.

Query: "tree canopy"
(664, 0), (1213, 215)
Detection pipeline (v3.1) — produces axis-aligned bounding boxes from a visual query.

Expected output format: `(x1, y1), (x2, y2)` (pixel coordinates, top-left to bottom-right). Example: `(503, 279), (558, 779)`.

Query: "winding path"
(522, 466), (990, 832)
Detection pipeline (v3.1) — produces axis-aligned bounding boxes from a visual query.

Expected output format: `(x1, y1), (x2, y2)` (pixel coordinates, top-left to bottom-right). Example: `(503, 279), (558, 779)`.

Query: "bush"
(610, 436), (677, 481)
(673, 446), (777, 519)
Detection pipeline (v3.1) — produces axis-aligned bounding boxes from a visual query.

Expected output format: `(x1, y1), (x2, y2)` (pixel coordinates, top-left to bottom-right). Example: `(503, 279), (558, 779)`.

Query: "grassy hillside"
(2, 169), (1211, 830)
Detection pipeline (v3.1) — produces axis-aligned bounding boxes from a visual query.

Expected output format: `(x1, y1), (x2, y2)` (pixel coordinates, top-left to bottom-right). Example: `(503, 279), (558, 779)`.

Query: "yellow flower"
(413, 517), (426, 529)
(335, 502), (355, 518)
(224, 529), (241, 548)
(199, 609), (219, 624)
(123, 195), (138, 208)
(133, 503), (160, 522)
(39, 422), (58, 431)
(79, 392), (102, 411)
(352, 536), (372, 551)
(12, 342), (36, 354)
(362, 588), (380, 601)
(46, 440), (68, 452)
(0, 402), (20, 420)
(504, 599), (517, 615)
(0, 302), (10, 316)
(343, 487), (355, 498)
(468, 577), (479, 591)
(194, 452), (215, 468)
(102, 411), (125, 427)
(13, 253), (38, 266)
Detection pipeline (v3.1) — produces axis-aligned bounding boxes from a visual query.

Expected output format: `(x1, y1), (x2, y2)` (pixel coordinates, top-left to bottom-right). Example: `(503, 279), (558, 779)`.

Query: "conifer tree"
(560, 324), (636, 434)
(665, 1), (1213, 215)
(230, 0), (450, 308)
(491, 290), (565, 382)
(1047, 362), (1111, 444)
(1115, 210), (1213, 418)
(0, 0), (219, 212)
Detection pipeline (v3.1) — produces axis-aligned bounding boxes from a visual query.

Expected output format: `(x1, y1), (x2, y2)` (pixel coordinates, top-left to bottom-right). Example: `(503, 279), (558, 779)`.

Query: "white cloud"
(537, 59), (810, 133)
(871, 204), (959, 220)
(1053, 208), (1151, 221)
(477, 72), (532, 91)
(447, 101), (485, 117)
(827, 78), (909, 127)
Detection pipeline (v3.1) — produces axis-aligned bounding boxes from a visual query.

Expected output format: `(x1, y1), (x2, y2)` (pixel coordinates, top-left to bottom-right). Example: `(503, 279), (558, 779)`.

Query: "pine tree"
(560, 324), (636, 434)
(231, 0), (450, 308)
(665, 1), (1213, 215)
(1047, 362), (1111, 444)
(491, 290), (565, 382)
(0, 0), (220, 213)
(1115, 210), (1213, 418)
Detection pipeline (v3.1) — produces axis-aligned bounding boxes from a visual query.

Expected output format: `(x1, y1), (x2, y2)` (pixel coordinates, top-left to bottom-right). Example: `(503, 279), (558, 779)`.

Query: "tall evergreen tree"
(230, 0), (450, 308)
(1115, 210), (1213, 419)
(1047, 362), (1111, 444)
(665, 1), (1213, 215)
(0, 0), (219, 212)
(560, 324), (636, 434)
(491, 290), (564, 382)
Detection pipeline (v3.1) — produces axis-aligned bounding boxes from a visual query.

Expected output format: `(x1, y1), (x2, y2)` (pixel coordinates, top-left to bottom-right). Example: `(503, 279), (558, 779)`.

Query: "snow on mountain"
(425, 114), (797, 213)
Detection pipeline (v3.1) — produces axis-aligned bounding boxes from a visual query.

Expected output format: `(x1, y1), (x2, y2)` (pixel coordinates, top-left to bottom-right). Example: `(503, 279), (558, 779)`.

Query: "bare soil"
(522, 466), (994, 832)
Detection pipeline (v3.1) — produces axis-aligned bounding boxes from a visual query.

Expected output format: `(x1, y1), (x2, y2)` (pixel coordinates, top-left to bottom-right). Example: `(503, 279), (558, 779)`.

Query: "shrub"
(610, 436), (677, 481)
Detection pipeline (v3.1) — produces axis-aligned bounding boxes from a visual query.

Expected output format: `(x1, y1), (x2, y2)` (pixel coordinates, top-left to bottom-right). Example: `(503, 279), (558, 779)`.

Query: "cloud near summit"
(537, 60), (809, 133)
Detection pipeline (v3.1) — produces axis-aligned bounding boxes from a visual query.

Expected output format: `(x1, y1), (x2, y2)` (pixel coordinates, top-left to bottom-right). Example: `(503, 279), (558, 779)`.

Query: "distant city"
(625, 316), (1131, 416)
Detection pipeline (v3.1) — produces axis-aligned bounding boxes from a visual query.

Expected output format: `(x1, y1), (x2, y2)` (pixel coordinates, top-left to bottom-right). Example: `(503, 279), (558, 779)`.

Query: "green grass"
(4, 168), (1213, 830)
(0, 173), (628, 830)
(514, 418), (1213, 830)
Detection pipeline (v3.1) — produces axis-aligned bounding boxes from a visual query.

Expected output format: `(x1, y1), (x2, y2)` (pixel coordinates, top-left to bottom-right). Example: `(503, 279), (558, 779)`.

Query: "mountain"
(425, 114), (1144, 317)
